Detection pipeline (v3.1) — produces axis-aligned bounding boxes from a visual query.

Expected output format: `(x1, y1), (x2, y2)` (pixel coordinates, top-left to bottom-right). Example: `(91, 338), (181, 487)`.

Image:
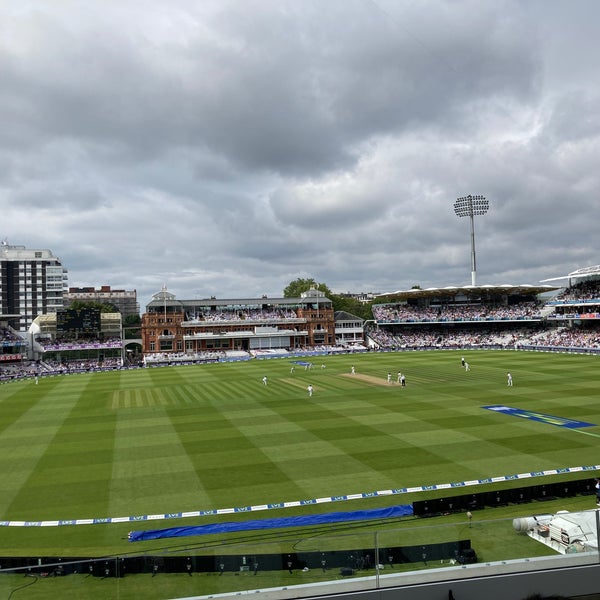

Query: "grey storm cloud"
(0, 0), (599, 306)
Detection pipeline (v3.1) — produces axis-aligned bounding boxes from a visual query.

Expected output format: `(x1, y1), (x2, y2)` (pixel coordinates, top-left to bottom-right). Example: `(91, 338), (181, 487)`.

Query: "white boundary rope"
(1, 465), (597, 527)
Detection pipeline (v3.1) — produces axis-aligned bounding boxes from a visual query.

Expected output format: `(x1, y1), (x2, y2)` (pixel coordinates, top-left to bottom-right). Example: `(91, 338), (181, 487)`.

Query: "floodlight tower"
(453, 195), (489, 286)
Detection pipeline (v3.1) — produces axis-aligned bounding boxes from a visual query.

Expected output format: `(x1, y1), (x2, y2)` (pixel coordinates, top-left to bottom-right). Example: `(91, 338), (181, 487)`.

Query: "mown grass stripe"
(0, 374), (115, 521)
(109, 404), (212, 516)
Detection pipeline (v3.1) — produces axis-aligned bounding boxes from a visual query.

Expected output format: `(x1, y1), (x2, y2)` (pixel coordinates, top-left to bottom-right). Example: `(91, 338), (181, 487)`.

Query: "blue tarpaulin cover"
(128, 504), (413, 542)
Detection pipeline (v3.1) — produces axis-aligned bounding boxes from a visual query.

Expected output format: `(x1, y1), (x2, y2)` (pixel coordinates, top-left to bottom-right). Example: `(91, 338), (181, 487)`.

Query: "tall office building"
(0, 241), (68, 332)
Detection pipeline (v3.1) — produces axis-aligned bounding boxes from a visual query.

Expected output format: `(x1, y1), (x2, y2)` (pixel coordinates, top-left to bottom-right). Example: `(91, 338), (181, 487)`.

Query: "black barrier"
(0, 541), (474, 576)
(484, 489), (510, 507)
(509, 487), (533, 504)
(413, 476), (597, 517)
(438, 495), (465, 513)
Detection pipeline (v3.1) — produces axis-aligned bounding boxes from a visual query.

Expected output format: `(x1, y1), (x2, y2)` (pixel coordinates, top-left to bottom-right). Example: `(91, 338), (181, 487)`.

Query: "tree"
(283, 278), (333, 299)
(67, 300), (118, 313)
(329, 294), (373, 320)
(124, 314), (141, 326)
(123, 314), (142, 339)
(283, 279), (374, 319)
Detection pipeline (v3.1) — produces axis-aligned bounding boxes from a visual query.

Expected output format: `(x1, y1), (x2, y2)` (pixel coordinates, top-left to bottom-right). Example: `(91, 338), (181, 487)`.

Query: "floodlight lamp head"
(454, 196), (472, 218)
(453, 195), (488, 217)
(471, 195), (489, 215)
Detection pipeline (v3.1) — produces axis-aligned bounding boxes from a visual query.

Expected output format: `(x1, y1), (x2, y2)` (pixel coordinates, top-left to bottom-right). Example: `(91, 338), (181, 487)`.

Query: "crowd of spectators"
(0, 363), (38, 381)
(552, 280), (600, 303)
(1, 327), (23, 343)
(367, 327), (506, 349)
(145, 344), (367, 364)
(517, 328), (600, 349)
(144, 351), (226, 364)
(249, 344), (364, 358)
(2, 316), (599, 384)
(185, 308), (299, 322)
(367, 323), (600, 352)
(0, 290), (600, 381)
(1, 328), (25, 364)
(42, 357), (123, 372)
(36, 336), (122, 351)
(0, 357), (126, 382)
(372, 302), (542, 323)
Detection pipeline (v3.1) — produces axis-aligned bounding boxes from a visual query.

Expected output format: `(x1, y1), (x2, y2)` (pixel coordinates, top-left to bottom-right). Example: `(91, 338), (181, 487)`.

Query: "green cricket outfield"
(1, 349), (599, 557)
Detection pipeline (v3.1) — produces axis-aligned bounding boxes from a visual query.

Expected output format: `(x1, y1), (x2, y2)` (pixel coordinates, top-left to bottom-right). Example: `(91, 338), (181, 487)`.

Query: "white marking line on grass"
(572, 429), (600, 439)
(2, 464), (599, 528)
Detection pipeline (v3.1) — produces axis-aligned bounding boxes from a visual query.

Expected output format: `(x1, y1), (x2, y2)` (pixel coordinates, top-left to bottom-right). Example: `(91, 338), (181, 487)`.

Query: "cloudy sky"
(1, 0), (598, 308)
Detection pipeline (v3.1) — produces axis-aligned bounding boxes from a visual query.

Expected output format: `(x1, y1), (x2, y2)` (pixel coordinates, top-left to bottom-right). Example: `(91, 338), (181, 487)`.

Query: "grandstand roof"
(540, 264), (600, 283)
(375, 284), (559, 301)
(334, 310), (364, 322)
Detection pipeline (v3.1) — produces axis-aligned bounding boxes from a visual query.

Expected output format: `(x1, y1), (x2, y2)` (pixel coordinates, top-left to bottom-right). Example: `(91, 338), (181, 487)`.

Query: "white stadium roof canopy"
(540, 264), (600, 283)
(375, 283), (559, 300)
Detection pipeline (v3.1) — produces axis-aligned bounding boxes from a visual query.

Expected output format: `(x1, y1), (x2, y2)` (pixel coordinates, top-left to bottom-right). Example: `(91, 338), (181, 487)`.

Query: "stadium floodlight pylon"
(454, 195), (489, 286)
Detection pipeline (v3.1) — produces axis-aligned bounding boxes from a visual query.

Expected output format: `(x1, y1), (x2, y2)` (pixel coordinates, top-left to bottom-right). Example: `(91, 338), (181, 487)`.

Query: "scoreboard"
(56, 307), (102, 335)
